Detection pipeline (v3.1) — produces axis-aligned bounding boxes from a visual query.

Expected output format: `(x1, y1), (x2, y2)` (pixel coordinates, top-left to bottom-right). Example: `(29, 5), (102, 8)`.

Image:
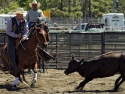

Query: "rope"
(17, 30), (42, 58)
(20, 42), (36, 58)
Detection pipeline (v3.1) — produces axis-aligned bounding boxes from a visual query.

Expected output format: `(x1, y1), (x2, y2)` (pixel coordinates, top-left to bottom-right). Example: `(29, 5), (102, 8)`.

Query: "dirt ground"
(0, 69), (125, 94)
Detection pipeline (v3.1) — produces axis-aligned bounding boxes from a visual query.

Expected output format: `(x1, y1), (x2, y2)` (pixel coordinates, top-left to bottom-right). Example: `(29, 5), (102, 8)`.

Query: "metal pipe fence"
(0, 32), (125, 69)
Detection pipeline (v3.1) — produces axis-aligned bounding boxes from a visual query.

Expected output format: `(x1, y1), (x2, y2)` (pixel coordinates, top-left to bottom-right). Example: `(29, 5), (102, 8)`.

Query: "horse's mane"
(28, 23), (49, 38)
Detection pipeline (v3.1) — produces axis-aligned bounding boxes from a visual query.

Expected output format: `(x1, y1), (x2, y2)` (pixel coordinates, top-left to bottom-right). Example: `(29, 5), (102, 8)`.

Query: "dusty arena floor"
(0, 69), (125, 94)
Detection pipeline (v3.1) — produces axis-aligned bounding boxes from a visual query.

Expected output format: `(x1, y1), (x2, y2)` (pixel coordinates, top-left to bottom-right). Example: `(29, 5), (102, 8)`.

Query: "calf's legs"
(114, 75), (122, 86)
(114, 78), (125, 91)
(114, 63), (125, 91)
(114, 75), (125, 91)
(75, 77), (93, 91)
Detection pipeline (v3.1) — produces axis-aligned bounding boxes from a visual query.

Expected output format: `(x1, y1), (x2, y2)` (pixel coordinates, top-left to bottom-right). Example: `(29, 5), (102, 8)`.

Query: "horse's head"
(42, 23), (50, 42)
(34, 23), (50, 48)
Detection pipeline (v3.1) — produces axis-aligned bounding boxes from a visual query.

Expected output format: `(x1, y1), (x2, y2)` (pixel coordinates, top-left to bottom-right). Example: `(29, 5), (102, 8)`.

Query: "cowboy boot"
(8, 60), (18, 74)
(9, 63), (15, 74)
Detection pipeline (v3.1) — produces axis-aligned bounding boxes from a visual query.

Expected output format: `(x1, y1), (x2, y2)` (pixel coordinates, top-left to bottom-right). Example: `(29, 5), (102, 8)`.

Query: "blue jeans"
(7, 36), (17, 71)
(28, 22), (34, 29)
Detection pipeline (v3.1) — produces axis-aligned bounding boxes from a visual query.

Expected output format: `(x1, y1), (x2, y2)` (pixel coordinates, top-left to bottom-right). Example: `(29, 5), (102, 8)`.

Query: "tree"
(118, 0), (125, 14)
(91, 0), (112, 17)
(0, 0), (125, 18)
(47, 0), (83, 18)
(0, 0), (19, 14)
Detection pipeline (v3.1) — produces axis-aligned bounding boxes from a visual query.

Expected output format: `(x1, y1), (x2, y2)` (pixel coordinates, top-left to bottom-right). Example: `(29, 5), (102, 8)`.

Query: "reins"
(17, 25), (46, 59)
(20, 40), (37, 58)
(36, 28), (45, 45)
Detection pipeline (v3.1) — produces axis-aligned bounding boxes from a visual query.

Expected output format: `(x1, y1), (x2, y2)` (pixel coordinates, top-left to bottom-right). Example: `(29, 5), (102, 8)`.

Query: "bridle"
(35, 26), (47, 46)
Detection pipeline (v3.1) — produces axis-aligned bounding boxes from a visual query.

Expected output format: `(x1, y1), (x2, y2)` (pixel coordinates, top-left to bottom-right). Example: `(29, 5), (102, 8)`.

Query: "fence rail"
(0, 32), (125, 69)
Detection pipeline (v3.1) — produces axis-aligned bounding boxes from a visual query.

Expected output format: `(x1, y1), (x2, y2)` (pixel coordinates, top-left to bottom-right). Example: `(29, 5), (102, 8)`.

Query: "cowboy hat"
(29, 0), (41, 8)
(13, 11), (23, 15)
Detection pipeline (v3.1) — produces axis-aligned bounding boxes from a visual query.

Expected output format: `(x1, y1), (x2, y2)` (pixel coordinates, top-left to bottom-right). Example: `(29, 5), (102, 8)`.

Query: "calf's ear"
(79, 59), (84, 63)
(79, 59), (84, 65)
(71, 55), (75, 60)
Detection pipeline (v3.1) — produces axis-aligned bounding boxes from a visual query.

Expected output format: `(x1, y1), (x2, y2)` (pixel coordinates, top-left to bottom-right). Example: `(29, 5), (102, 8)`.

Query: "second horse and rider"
(5, 0), (55, 74)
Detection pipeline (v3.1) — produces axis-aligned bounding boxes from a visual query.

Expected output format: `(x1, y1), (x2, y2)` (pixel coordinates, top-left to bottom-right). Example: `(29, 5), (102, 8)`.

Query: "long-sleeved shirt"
(26, 9), (45, 22)
(6, 17), (29, 39)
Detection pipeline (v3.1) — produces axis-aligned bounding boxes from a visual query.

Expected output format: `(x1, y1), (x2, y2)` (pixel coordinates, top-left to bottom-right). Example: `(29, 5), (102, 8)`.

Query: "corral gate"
(0, 32), (125, 69)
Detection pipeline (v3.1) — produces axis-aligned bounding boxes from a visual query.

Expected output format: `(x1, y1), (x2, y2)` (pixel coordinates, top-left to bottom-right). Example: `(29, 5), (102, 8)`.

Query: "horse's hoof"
(75, 87), (79, 90)
(39, 69), (43, 73)
(75, 86), (82, 91)
(23, 81), (28, 86)
(31, 83), (35, 87)
(27, 70), (32, 74)
(12, 85), (16, 90)
(39, 69), (45, 73)
(31, 79), (36, 87)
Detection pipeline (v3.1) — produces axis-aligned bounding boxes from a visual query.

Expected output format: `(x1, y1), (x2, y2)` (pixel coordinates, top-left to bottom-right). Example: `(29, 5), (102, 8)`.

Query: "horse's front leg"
(12, 64), (27, 89)
(31, 62), (38, 87)
(20, 70), (28, 86)
(12, 67), (21, 90)
(38, 58), (45, 73)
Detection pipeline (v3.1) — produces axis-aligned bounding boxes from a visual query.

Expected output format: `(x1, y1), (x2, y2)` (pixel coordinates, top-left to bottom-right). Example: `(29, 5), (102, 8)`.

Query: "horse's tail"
(0, 64), (4, 71)
(0, 45), (7, 71)
(0, 53), (1, 58)
(0, 44), (7, 58)
(0, 64), (7, 71)
(0, 44), (8, 71)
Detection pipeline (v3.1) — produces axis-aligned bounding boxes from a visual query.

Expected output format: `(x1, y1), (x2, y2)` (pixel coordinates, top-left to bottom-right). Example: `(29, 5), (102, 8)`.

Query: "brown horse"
(0, 23), (49, 89)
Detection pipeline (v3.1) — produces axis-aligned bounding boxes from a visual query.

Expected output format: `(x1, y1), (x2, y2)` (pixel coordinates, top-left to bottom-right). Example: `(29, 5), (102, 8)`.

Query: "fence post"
(4, 34), (6, 44)
(101, 32), (105, 54)
(56, 33), (57, 69)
